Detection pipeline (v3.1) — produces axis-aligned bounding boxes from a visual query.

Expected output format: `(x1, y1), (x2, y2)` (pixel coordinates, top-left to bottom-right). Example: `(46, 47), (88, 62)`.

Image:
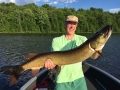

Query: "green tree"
(34, 7), (51, 33)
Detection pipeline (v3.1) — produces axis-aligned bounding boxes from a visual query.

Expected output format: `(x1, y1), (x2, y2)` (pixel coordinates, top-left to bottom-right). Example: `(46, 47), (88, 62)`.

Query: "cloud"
(0, 0), (39, 5)
(0, 0), (77, 5)
(0, 0), (9, 3)
(109, 8), (120, 13)
(42, 0), (77, 5)
(10, 0), (15, 3)
(65, 0), (77, 3)
(48, 1), (58, 5)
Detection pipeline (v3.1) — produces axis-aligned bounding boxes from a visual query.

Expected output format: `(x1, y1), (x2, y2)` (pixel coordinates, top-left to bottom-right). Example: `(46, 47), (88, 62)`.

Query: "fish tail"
(0, 65), (24, 79)
(12, 65), (24, 79)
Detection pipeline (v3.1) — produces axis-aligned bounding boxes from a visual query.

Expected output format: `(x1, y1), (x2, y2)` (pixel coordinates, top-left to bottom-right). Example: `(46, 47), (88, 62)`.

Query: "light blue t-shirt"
(51, 34), (87, 83)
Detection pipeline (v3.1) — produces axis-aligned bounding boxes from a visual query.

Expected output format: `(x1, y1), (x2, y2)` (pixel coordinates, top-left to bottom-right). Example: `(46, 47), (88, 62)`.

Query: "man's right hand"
(45, 59), (56, 70)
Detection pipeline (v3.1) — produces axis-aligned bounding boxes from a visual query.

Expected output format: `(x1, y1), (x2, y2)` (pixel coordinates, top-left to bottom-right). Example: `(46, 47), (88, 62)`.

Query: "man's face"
(65, 21), (78, 35)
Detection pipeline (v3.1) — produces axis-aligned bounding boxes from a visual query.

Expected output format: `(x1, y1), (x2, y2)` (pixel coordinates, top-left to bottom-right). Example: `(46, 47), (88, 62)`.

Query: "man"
(45, 15), (102, 90)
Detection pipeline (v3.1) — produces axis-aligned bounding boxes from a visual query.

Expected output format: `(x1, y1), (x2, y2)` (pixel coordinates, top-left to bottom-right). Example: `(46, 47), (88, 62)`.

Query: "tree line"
(0, 2), (120, 33)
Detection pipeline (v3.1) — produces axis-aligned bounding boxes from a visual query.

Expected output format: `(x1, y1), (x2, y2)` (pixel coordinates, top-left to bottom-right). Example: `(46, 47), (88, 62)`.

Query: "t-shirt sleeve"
(76, 36), (87, 46)
(51, 38), (60, 51)
(83, 37), (87, 42)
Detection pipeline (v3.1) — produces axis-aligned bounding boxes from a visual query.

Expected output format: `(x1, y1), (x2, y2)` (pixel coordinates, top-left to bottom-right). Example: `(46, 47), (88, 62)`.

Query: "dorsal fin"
(24, 52), (39, 60)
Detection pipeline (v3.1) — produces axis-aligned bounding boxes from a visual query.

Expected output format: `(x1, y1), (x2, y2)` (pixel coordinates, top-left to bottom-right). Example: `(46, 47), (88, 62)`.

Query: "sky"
(0, 0), (120, 13)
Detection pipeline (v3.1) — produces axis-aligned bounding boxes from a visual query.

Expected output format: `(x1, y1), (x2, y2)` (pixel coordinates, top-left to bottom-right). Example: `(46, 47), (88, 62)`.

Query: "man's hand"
(45, 59), (56, 70)
(91, 50), (102, 59)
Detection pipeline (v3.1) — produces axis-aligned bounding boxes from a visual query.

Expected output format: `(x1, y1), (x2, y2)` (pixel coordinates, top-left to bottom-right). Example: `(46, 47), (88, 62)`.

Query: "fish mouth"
(102, 25), (112, 39)
(106, 29), (112, 40)
(94, 25), (112, 39)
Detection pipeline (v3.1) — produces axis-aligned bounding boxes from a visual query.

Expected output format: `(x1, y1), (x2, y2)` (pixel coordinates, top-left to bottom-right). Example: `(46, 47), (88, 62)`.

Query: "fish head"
(90, 25), (112, 51)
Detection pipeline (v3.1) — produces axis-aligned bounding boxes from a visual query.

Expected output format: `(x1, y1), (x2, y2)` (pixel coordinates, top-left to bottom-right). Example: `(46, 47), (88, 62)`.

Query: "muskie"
(0, 25), (112, 80)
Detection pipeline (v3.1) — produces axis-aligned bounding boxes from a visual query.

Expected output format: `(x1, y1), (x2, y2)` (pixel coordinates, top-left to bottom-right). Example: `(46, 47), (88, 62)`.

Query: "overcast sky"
(0, 0), (120, 13)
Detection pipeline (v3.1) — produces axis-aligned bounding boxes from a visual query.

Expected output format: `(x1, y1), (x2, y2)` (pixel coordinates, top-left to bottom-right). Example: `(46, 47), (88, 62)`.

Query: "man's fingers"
(45, 59), (49, 69)
(48, 59), (56, 69)
(45, 59), (56, 69)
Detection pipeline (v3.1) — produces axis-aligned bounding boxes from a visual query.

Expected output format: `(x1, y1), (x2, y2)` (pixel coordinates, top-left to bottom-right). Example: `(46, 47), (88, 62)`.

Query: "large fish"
(0, 25), (112, 80)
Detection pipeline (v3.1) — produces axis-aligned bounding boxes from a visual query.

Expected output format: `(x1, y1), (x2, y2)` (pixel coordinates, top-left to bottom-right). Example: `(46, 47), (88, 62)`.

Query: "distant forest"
(0, 3), (120, 33)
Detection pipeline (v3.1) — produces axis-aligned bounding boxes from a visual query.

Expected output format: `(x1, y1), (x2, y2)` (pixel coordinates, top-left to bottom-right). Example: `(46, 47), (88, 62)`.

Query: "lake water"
(0, 34), (120, 89)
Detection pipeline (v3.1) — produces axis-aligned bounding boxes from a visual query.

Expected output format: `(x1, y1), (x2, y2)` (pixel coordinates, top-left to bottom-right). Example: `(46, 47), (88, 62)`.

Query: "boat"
(20, 62), (120, 90)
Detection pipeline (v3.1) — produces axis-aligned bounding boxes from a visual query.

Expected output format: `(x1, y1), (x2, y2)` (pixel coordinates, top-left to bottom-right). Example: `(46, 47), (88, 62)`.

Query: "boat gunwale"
(20, 63), (120, 90)
(83, 62), (120, 84)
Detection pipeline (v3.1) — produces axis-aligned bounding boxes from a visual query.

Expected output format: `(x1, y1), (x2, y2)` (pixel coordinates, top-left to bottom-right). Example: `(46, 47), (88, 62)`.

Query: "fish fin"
(24, 52), (39, 60)
(55, 65), (61, 74)
(31, 66), (43, 77)
(9, 75), (17, 86)
(31, 68), (41, 77)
